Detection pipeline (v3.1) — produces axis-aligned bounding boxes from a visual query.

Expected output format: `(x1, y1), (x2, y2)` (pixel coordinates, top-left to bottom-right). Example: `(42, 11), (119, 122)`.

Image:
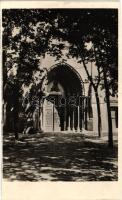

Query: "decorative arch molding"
(44, 61), (85, 95)
(39, 61), (95, 133)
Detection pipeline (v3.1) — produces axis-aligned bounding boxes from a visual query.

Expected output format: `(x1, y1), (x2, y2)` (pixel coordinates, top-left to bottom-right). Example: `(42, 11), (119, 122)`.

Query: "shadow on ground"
(3, 133), (118, 181)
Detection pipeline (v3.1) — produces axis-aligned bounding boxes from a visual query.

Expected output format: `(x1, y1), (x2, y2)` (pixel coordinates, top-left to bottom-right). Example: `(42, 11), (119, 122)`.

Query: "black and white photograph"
(2, 8), (118, 182)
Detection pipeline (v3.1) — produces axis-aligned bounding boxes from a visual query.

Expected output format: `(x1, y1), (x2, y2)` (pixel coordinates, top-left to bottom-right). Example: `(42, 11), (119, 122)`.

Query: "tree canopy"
(2, 9), (118, 143)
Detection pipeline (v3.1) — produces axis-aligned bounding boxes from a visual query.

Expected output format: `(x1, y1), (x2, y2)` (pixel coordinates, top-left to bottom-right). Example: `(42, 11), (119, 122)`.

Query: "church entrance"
(41, 63), (88, 132)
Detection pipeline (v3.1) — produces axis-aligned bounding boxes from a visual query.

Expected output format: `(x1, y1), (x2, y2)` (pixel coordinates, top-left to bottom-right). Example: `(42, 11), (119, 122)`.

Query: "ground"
(3, 132), (118, 181)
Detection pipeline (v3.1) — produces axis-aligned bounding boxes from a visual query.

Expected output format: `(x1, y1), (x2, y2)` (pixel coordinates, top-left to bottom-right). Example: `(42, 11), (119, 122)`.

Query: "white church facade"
(32, 51), (118, 137)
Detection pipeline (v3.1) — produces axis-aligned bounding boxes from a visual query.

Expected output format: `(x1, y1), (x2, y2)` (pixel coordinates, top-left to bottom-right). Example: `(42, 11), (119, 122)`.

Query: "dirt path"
(3, 133), (118, 181)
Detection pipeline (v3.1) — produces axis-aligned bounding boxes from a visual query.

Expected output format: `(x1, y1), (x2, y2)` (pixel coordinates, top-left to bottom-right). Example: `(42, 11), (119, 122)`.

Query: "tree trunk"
(84, 98), (88, 130)
(81, 59), (102, 136)
(13, 83), (19, 140)
(38, 98), (41, 131)
(13, 104), (19, 140)
(94, 89), (102, 137)
(103, 66), (113, 148)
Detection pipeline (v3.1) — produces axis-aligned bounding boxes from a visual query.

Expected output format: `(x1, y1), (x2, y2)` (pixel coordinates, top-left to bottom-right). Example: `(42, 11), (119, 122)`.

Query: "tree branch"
(92, 46), (101, 89)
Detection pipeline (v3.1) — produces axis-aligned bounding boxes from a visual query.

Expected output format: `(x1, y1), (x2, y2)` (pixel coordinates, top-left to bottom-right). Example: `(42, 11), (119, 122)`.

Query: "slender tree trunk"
(38, 98), (41, 131)
(13, 108), (19, 140)
(94, 89), (102, 137)
(84, 98), (88, 130)
(81, 59), (102, 137)
(103, 66), (113, 148)
(13, 83), (19, 140)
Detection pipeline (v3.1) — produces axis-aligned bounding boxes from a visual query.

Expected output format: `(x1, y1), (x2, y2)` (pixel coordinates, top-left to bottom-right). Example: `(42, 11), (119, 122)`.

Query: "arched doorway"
(41, 63), (86, 132)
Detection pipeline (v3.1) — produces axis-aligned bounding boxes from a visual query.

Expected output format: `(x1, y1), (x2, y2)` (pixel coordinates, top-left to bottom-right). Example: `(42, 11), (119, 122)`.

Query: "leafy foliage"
(2, 9), (118, 142)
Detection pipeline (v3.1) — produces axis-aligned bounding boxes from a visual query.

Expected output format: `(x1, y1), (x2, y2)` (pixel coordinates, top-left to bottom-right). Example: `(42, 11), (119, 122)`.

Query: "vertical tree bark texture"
(13, 107), (19, 140)
(82, 60), (102, 137)
(85, 98), (88, 130)
(38, 99), (41, 131)
(103, 66), (113, 148)
(94, 90), (102, 137)
(13, 82), (19, 140)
